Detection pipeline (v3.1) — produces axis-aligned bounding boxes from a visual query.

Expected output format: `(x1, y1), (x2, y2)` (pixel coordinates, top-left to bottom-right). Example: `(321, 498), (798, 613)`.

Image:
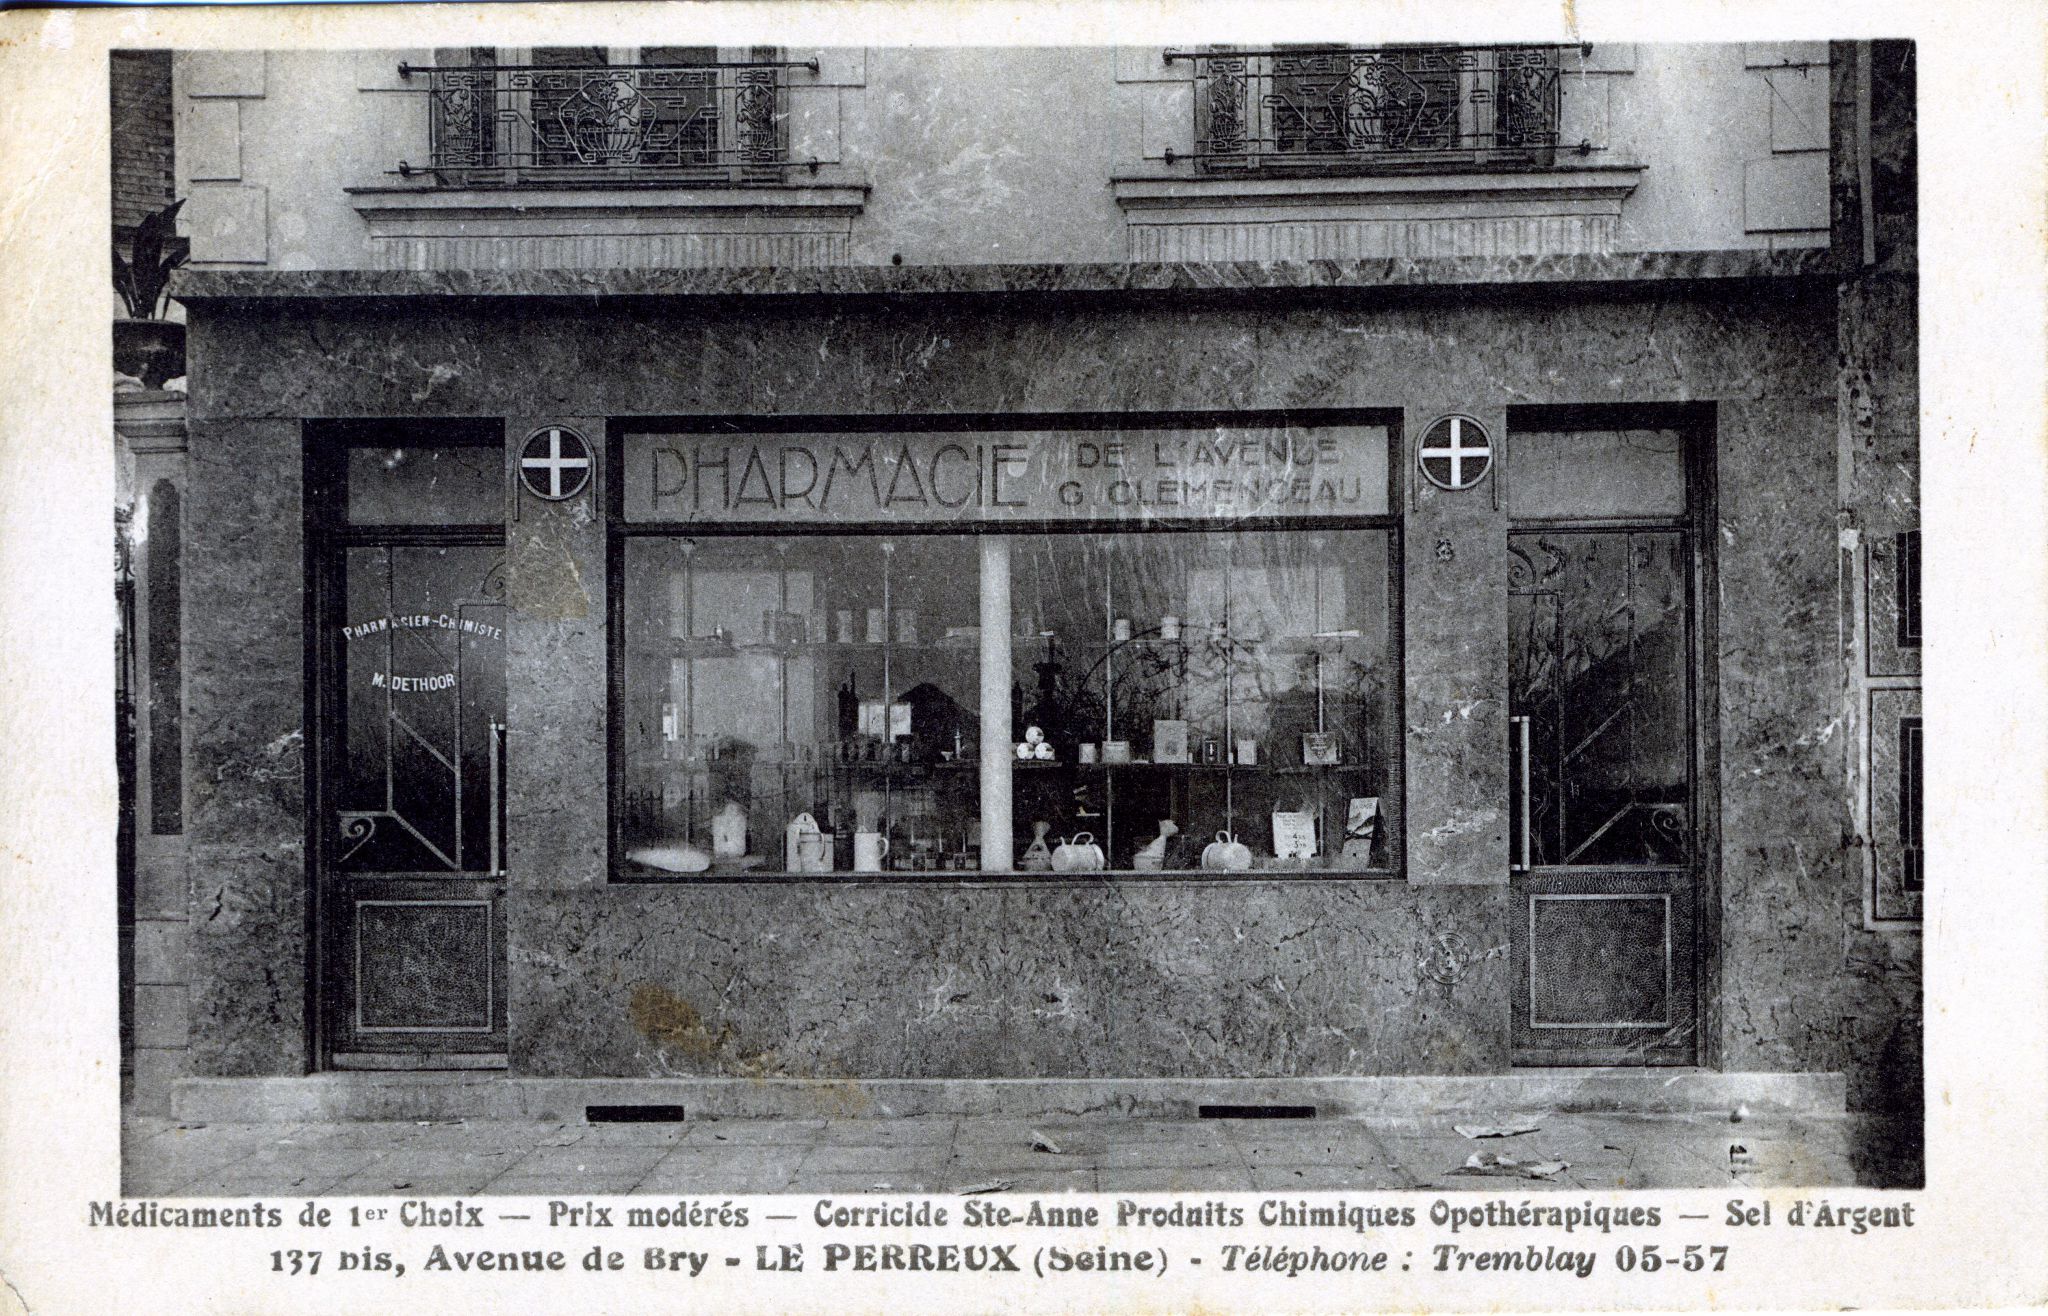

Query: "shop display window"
(1005, 530), (1398, 874)
(613, 418), (1399, 880)
(617, 534), (985, 876)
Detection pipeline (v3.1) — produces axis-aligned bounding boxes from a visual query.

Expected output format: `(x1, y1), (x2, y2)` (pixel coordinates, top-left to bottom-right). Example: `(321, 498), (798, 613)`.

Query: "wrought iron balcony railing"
(398, 57), (819, 185)
(1165, 46), (1569, 175)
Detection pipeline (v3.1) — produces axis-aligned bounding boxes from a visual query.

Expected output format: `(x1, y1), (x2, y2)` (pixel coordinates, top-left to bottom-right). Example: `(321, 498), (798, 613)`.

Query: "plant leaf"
(122, 199), (187, 319)
(113, 242), (135, 315)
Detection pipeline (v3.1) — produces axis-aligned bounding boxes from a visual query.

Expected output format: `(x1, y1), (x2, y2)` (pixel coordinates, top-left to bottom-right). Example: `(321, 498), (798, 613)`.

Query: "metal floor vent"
(585, 1104), (688, 1123)
(1198, 1104), (1317, 1120)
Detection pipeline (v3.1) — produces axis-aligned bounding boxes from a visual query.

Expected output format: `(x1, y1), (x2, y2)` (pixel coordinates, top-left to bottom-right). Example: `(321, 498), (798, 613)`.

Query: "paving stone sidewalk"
(122, 1110), (1920, 1197)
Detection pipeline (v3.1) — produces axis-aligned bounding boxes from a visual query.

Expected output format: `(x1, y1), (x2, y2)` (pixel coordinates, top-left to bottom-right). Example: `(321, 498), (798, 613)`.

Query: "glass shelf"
(644, 639), (981, 660)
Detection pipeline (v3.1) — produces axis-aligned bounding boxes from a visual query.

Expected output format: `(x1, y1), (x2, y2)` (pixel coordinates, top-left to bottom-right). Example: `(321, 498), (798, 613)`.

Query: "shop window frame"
(604, 409), (1405, 885)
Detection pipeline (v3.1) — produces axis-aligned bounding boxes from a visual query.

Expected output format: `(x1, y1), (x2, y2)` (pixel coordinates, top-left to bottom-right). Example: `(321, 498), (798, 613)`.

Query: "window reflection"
(618, 529), (1399, 876)
(1009, 530), (1396, 872)
(1509, 530), (1689, 866)
(336, 545), (507, 873)
(619, 535), (983, 874)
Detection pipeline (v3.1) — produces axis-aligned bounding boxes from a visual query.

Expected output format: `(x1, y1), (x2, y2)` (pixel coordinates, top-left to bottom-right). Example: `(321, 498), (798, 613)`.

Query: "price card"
(1272, 809), (1316, 859)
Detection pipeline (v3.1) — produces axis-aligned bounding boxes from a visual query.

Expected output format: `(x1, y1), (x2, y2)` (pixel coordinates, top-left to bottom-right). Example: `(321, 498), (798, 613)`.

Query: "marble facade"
(172, 263), (1918, 1108)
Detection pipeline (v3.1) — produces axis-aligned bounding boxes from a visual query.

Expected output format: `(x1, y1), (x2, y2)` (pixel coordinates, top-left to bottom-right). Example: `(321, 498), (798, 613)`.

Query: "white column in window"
(979, 535), (1013, 872)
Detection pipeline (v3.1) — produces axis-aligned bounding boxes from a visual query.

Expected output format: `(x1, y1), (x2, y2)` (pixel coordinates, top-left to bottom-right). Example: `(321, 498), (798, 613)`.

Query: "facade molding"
(349, 179), (870, 270)
(1110, 166), (1644, 209)
(174, 245), (1843, 305)
(114, 389), (191, 454)
(1113, 167), (1644, 262)
(171, 1071), (1852, 1124)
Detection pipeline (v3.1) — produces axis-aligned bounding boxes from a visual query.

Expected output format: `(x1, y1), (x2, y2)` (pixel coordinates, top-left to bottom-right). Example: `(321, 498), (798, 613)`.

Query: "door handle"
(1511, 715), (1532, 872)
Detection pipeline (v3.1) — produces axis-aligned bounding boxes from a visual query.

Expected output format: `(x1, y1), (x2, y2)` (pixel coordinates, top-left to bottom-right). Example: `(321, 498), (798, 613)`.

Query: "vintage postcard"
(1, 1), (2044, 1312)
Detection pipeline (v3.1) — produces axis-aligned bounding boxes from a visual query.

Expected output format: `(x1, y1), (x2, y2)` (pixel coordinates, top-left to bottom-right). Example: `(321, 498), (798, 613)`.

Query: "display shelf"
(613, 864), (1403, 884)
(640, 638), (980, 660)
(828, 757), (978, 773)
(1002, 758), (1367, 776)
(1012, 634), (1191, 648)
(1010, 634), (1368, 651)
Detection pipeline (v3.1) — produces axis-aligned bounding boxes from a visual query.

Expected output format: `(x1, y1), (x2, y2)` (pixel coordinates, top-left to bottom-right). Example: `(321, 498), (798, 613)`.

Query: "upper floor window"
(414, 46), (809, 185)
(1171, 45), (1562, 175)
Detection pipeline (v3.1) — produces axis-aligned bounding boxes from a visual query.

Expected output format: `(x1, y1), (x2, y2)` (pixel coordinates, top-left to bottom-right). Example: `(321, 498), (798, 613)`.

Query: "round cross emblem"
(519, 425), (593, 501)
(1418, 414), (1493, 491)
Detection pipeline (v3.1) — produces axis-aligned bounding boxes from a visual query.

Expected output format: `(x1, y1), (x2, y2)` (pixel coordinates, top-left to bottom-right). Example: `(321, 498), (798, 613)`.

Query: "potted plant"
(112, 198), (189, 389)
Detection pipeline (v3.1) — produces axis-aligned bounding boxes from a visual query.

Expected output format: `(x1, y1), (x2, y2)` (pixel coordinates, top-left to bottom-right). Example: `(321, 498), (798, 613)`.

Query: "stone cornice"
(347, 177), (871, 221)
(172, 248), (1845, 304)
(1111, 165), (1645, 212)
(113, 389), (190, 453)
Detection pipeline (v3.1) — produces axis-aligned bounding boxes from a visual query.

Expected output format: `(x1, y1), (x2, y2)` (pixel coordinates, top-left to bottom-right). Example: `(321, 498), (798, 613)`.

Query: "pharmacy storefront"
(611, 422), (1402, 885)
(171, 267), (1896, 1114)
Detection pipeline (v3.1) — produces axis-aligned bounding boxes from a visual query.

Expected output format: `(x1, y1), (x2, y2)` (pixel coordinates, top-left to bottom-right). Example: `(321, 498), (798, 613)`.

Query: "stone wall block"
(787, 85), (843, 164)
(508, 883), (1511, 1079)
(183, 185), (269, 265)
(1744, 154), (1830, 233)
(184, 101), (242, 182)
(505, 418), (608, 890)
(183, 418), (306, 1076)
(1714, 397), (1847, 1074)
(1138, 81), (1194, 160)
(1768, 67), (1830, 154)
(186, 842), (309, 1076)
(185, 50), (267, 99)
(1403, 405), (1509, 885)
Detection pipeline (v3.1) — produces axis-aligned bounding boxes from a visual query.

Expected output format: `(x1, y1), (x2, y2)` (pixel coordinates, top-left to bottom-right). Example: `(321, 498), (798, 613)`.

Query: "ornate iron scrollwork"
(733, 67), (780, 164)
(555, 71), (655, 165)
(337, 812), (380, 865)
(1206, 57), (1249, 159)
(1172, 45), (1563, 175)
(417, 58), (796, 183)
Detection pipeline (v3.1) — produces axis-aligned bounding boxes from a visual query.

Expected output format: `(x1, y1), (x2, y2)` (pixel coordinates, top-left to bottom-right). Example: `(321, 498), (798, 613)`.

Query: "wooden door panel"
(1511, 869), (1696, 1065)
(331, 879), (507, 1057)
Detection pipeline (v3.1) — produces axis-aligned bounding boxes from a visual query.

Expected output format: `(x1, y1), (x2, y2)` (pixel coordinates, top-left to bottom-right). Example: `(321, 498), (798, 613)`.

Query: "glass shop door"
(1505, 425), (1702, 1066)
(312, 432), (509, 1067)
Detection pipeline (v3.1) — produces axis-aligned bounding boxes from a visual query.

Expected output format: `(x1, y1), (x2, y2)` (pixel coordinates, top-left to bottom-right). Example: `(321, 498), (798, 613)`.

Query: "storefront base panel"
(505, 883), (1512, 1081)
(170, 1070), (1848, 1125)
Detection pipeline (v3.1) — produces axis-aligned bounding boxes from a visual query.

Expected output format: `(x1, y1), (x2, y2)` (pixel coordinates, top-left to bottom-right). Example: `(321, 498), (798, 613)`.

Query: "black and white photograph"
(109, 33), (1928, 1198)
(5, 3), (2046, 1311)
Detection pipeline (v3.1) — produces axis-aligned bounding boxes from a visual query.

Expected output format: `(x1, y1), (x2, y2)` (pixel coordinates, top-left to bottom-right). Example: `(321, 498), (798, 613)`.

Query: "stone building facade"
(124, 42), (1921, 1152)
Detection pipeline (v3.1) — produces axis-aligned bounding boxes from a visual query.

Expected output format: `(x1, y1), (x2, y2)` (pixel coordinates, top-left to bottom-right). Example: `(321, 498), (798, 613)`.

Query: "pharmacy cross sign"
(520, 426), (593, 501)
(1417, 414), (1494, 491)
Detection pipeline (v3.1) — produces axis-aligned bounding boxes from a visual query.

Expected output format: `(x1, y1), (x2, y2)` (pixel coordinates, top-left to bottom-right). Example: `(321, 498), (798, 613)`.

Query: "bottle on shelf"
(837, 675), (859, 740)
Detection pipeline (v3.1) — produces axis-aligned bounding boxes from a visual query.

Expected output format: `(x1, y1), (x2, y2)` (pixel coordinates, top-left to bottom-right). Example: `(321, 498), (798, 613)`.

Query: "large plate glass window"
(614, 416), (1399, 879)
